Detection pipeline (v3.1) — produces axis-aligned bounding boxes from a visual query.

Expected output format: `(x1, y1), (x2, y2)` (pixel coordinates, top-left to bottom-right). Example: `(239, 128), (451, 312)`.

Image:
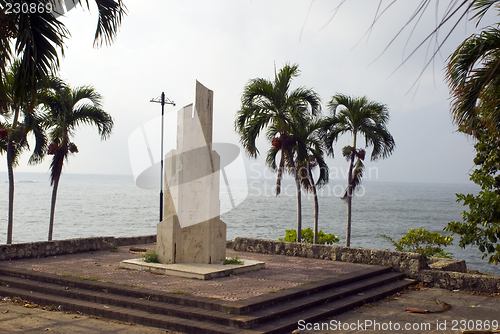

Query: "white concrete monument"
(156, 81), (226, 264)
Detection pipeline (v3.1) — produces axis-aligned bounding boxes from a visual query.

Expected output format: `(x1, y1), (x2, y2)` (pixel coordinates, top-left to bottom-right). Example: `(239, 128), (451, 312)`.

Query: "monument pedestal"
(119, 258), (264, 280)
(157, 215), (226, 264)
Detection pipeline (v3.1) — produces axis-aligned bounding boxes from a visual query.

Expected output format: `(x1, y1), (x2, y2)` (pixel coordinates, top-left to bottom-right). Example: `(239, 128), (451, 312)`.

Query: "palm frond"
(72, 85), (103, 108)
(447, 27), (500, 133)
(65, 0), (127, 47)
(49, 141), (68, 186)
(266, 145), (280, 171)
(13, 7), (68, 97)
(23, 111), (47, 165)
(342, 157), (365, 200)
(71, 104), (113, 139)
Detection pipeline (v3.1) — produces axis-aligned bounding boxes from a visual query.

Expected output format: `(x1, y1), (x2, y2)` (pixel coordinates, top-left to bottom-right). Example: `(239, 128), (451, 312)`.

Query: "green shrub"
(142, 251), (160, 263)
(224, 256), (244, 265)
(279, 228), (339, 245)
(379, 228), (453, 260)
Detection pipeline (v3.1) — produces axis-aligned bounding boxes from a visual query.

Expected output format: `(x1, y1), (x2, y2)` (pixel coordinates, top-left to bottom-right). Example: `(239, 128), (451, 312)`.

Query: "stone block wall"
(0, 235), (158, 261)
(0, 237), (115, 261)
(231, 237), (428, 277)
(114, 235), (156, 246)
(427, 257), (467, 273)
(418, 270), (500, 292)
(230, 238), (500, 293)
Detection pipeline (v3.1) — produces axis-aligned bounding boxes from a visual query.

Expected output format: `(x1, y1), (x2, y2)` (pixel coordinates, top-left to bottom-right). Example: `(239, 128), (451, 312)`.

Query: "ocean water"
(1, 172), (498, 276)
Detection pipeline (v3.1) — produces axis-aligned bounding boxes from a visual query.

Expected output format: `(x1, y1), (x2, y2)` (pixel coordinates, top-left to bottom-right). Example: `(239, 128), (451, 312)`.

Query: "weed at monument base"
(142, 251), (160, 263)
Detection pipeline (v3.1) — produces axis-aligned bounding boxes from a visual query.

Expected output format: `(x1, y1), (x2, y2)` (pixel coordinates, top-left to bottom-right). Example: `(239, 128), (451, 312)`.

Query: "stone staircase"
(0, 265), (413, 334)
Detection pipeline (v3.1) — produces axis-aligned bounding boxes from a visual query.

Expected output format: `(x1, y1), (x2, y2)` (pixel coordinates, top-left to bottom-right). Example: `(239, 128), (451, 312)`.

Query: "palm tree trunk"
(6, 139), (14, 244)
(48, 143), (66, 241)
(287, 148), (302, 243)
(48, 174), (61, 241)
(308, 166), (319, 244)
(345, 154), (354, 247)
(345, 133), (357, 248)
(276, 152), (285, 196)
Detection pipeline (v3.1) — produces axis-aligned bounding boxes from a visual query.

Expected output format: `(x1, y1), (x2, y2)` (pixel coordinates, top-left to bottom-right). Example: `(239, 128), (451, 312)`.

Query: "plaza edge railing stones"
(230, 237), (500, 293)
(0, 235), (156, 261)
(231, 237), (427, 277)
(0, 235), (498, 293)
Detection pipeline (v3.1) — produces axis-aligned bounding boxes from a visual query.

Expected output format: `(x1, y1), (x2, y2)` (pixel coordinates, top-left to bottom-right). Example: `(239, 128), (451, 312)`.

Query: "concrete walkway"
(0, 244), (498, 333)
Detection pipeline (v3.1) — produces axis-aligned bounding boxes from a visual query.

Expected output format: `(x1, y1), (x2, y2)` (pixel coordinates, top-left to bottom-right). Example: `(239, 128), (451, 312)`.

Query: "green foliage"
(170, 290), (191, 295)
(141, 251), (160, 264)
(445, 133), (500, 265)
(59, 274), (100, 281)
(379, 228), (453, 260)
(279, 228), (339, 245)
(224, 256), (244, 265)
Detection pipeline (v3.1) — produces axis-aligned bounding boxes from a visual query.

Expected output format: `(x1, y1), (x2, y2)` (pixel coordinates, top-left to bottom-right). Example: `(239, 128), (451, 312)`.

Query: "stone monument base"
(119, 258), (265, 280)
(157, 215), (226, 265)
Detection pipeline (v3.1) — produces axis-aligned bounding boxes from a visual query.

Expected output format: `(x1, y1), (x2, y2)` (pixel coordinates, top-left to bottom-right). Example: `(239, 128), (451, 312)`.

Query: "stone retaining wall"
(0, 237), (115, 261)
(427, 257), (467, 273)
(418, 270), (500, 293)
(231, 237), (428, 277)
(230, 238), (500, 293)
(114, 235), (157, 246)
(0, 235), (158, 261)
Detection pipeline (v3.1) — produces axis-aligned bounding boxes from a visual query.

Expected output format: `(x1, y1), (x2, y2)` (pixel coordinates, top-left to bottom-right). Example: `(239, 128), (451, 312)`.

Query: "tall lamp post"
(150, 92), (175, 222)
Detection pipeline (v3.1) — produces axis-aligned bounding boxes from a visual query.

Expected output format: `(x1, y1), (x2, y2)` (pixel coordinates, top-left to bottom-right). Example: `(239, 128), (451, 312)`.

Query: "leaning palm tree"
(0, 61), (47, 244)
(322, 94), (395, 247)
(235, 63), (321, 242)
(295, 118), (329, 244)
(40, 81), (113, 241)
(446, 26), (500, 136)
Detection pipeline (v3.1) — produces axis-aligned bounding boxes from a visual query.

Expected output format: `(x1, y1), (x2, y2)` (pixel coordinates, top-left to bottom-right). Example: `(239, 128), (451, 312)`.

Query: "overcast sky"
(3, 0), (498, 184)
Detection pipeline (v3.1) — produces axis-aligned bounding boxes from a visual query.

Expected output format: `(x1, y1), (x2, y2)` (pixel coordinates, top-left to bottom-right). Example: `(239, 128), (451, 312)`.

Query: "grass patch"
(110, 244), (119, 252)
(297, 280), (318, 286)
(170, 290), (191, 295)
(59, 274), (100, 281)
(224, 256), (244, 265)
(142, 251), (160, 263)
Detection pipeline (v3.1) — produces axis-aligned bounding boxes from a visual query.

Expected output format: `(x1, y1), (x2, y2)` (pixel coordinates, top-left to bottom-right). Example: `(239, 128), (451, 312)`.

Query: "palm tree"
(322, 94), (395, 247)
(1, 0), (126, 111)
(40, 81), (113, 241)
(295, 118), (329, 244)
(0, 61), (47, 244)
(235, 63), (321, 243)
(446, 26), (500, 135)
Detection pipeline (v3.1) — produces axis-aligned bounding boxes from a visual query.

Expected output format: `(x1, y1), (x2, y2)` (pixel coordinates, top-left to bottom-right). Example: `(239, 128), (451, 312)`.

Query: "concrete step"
(0, 284), (243, 334)
(249, 278), (415, 334)
(0, 265), (414, 334)
(244, 271), (406, 325)
(0, 274), (253, 328)
(226, 266), (393, 315)
(0, 266), (228, 311)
